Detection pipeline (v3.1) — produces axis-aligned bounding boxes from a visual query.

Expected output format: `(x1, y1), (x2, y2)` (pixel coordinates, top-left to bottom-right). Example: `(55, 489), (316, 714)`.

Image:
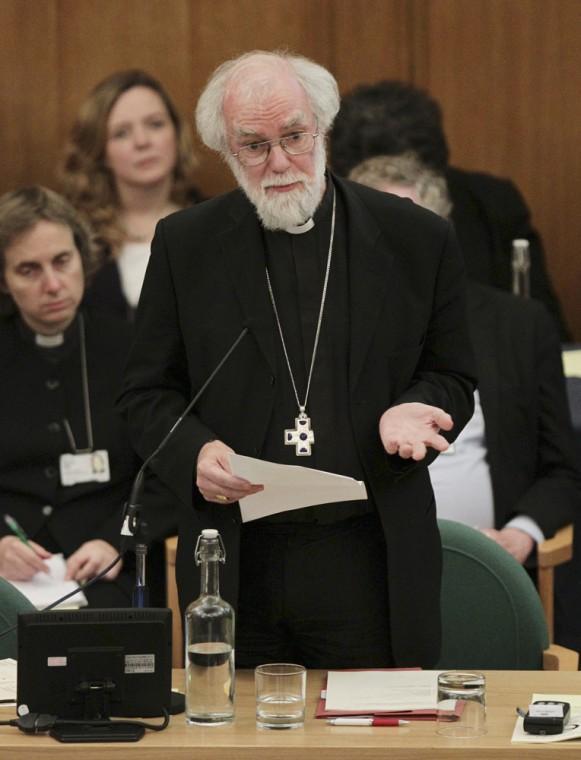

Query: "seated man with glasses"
(119, 50), (476, 669)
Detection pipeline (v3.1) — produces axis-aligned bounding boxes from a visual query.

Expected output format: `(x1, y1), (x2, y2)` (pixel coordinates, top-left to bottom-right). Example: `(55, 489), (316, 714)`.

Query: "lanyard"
(62, 313), (94, 454)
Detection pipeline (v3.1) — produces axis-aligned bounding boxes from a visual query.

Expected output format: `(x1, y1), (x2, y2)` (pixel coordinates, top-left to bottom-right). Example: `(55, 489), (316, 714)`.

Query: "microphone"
(120, 324), (250, 605)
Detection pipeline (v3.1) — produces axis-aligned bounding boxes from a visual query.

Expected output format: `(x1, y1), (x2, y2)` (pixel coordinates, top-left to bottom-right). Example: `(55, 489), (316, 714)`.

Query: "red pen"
(327, 717), (410, 726)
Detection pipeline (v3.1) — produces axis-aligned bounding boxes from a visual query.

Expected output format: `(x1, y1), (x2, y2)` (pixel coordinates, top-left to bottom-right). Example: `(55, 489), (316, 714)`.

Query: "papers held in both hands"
(9, 553), (88, 610)
(317, 671), (462, 721)
(229, 454), (367, 523)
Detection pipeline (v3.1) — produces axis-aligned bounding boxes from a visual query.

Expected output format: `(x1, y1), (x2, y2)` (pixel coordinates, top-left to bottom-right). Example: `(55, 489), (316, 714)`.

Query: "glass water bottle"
(511, 238), (531, 297)
(184, 528), (235, 725)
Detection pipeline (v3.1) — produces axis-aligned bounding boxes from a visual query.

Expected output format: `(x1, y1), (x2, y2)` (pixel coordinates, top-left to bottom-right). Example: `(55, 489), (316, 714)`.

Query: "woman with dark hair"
(60, 69), (201, 319)
(0, 185), (143, 606)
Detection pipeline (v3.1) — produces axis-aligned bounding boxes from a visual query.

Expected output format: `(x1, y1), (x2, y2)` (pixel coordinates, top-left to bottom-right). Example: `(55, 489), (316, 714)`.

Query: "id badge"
(59, 450), (111, 486)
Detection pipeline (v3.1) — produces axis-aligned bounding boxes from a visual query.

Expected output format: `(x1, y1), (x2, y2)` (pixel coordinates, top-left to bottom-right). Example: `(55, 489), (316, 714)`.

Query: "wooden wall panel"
(0, 0), (59, 190)
(416, 0), (581, 339)
(330, 0), (413, 93)
(0, 0), (579, 336)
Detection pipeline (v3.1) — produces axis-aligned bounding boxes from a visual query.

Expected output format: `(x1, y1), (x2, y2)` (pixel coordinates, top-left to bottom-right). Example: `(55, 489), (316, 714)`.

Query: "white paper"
(9, 554), (88, 610)
(0, 658), (17, 703)
(562, 349), (581, 378)
(512, 693), (581, 743)
(325, 670), (439, 712)
(229, 454), (368, 523)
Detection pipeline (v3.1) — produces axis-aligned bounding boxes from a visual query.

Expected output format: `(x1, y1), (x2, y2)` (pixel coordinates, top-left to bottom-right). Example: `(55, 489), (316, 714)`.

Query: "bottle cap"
(201, 528), (219, 539)
(512, 238), (529, 249)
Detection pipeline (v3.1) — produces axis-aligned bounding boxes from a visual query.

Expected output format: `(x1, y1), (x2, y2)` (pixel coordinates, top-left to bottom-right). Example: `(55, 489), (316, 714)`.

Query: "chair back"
(0, 577), (36, 659)
(437, 519), (549, 669)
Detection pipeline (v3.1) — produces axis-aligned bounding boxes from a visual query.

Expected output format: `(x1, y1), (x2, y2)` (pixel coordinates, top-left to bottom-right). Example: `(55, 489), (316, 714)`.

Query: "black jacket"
(119, 175), (477, 667)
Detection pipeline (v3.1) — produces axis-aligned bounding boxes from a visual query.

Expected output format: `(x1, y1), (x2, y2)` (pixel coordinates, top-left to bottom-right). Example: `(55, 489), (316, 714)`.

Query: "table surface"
(2, 669), (581, 758)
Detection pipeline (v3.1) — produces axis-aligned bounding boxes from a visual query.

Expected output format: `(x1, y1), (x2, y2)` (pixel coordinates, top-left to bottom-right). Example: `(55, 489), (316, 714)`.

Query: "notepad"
(9, 554), (88, 609)
(0, 658), (17, 703)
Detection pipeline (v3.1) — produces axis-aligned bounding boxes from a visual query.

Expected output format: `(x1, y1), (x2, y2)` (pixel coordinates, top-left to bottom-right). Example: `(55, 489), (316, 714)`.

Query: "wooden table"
(2, 669), (581, 758)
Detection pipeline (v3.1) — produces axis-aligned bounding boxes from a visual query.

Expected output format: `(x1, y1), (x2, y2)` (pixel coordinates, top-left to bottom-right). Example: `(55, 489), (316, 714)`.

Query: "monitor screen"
(17, 608), (172, 719)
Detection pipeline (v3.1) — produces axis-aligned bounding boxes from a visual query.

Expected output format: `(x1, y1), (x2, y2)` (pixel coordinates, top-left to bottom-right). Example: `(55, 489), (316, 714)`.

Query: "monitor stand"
(50, 721), (145, 743)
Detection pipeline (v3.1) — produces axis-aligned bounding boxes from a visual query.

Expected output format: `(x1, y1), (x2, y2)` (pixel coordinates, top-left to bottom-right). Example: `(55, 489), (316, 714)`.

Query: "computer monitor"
(17, 608), (172, 720)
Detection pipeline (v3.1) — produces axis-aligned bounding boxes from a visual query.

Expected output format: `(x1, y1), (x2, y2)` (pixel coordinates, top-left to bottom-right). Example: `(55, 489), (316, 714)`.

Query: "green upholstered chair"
(0, 577), (36, 660)
(436, 519), (578, 671)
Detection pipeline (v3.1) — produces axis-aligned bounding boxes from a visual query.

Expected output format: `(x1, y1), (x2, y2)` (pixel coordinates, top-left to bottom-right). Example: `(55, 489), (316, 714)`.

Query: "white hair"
(349, 152), (453, 219)
(195, 50), (340, 154)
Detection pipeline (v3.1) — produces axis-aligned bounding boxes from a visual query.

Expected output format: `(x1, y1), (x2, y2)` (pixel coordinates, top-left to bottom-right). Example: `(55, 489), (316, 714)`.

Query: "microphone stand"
(120, 325), (250, 610)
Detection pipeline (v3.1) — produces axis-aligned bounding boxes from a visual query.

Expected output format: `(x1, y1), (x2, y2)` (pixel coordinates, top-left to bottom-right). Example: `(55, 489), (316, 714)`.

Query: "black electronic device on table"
(16, 608), (172, 741)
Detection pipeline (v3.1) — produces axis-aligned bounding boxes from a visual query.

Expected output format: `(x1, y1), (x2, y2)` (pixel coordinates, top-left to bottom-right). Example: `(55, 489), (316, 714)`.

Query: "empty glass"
(436, 670), (486, 737)
(255, 663), (306, 729)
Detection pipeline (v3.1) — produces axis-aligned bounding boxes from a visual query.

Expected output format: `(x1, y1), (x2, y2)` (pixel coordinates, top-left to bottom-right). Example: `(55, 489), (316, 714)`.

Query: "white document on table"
(9, 553), (88, 610)
(0, 658), (17, 703)
(229, 454), (367, 523)
(325, 670), (439, 712)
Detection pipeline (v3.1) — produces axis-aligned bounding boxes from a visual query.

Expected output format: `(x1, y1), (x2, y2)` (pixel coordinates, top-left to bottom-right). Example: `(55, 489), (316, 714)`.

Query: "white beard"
(226, 140), (327, 231)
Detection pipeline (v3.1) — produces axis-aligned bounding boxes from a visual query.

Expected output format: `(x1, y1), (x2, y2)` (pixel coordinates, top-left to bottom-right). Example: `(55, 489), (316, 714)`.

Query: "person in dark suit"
(0, 186), (140, 606)
(329, 80), (571, 340)
(350, 153), (581, 564)
(119, 51), (476, 669)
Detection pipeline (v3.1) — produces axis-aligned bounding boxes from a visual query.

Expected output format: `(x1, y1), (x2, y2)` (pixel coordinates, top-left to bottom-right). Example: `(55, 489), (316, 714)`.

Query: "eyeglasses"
(231, 131), (319, 167)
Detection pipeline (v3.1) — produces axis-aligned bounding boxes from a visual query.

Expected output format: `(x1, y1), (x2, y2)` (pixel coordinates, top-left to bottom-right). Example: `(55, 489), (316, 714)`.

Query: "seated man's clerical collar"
(35, 331), (65, 347)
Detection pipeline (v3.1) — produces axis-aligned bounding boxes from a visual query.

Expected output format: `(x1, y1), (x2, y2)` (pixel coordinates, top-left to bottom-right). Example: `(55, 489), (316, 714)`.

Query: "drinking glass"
(255, 663), (306, 729)
(436, 670), (486, 737)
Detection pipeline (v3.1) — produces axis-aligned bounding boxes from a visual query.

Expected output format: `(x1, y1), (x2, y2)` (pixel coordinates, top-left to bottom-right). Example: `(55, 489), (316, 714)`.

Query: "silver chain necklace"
(265, 190), (336, 456)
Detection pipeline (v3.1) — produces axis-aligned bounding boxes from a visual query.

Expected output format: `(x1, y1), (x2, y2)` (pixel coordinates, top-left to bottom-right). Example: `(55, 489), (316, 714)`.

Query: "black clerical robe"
(119, 174), (476, 667)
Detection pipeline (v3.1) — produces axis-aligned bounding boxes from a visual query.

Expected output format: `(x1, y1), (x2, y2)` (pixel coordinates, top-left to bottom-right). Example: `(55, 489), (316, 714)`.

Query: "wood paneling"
(0, 0), (579, 335)
(330, 0), (413, 92)
(0, 0), (59, 190)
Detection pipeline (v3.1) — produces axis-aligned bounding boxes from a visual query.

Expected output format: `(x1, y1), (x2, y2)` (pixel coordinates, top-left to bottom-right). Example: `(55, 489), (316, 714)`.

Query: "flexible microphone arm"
(120, 325), (250, 550)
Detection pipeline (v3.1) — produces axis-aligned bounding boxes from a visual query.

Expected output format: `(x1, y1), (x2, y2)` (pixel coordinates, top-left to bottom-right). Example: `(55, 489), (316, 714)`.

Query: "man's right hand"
(0, 535), (51, 580)
(196, 440), (264, 504)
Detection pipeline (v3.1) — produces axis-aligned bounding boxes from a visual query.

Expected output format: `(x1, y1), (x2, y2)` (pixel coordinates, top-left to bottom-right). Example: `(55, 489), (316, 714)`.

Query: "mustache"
(261, 173), (307, 190)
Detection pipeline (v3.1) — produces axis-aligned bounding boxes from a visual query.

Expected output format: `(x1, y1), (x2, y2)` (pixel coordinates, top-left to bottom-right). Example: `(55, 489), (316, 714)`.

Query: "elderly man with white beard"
(119, 50), (476, 669)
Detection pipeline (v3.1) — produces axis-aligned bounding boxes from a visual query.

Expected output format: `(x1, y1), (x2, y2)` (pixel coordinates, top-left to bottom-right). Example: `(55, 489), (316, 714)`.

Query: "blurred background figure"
(60, 69), (201, 320)
(349, 153), (581, 566)
(0, 185), (167, 607)
(331, 80), (571, 340)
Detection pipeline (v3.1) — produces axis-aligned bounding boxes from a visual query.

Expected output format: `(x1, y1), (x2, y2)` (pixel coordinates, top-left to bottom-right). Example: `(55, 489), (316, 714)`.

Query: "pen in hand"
(327, 718), (410, 727)
(3, 514), (32, 546)
(3, 513), (50, 574)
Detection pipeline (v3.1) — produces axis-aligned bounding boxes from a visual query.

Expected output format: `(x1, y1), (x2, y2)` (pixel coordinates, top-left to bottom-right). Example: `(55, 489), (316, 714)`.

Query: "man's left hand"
(479, 527), (535, 564)
(379, 402), (453, 461)
(65, 540), (122, 582)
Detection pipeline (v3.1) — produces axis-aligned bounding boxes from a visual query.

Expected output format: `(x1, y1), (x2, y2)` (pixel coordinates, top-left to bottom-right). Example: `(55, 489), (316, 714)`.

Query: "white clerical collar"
(283, 217), (315, 235)
(35, 331), (64, 348)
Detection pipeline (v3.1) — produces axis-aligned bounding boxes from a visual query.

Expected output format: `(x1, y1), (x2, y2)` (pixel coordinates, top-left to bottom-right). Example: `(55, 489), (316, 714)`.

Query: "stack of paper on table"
(9, 553), (88, 610)
(316, 670), (462, 721)
(0, 659), (17, 704)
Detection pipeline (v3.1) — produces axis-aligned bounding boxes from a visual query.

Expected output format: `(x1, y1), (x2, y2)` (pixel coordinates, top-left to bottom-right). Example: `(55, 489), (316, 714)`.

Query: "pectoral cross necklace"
(265, 190), (336, 456)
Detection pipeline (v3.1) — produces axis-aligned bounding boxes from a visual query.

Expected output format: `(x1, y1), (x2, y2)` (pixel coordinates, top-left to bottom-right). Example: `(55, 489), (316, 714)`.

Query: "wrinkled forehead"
(223, 59), (314, 134)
